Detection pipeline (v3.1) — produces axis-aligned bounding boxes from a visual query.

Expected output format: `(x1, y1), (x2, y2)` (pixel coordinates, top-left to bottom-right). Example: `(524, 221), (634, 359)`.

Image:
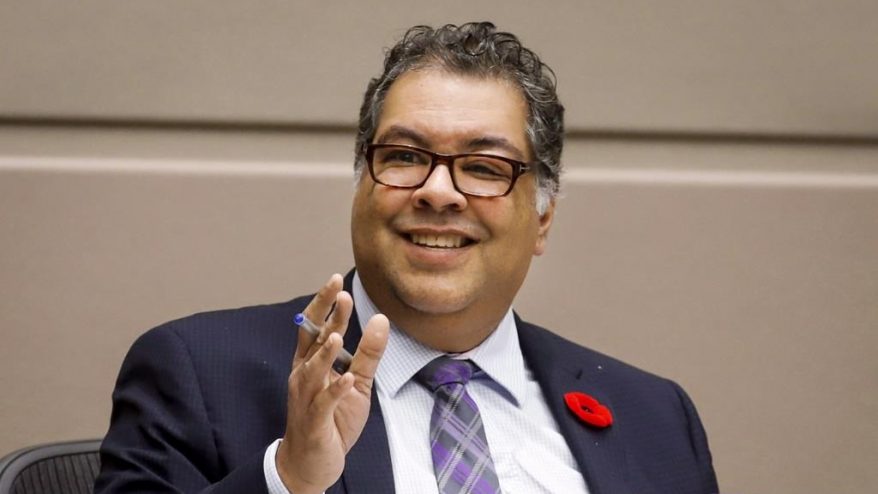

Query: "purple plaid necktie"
(416, 356), (501, 494)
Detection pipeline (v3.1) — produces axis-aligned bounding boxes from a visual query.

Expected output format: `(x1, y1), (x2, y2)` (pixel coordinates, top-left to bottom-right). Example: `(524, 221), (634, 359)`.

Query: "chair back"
(0, 440), (101, 494)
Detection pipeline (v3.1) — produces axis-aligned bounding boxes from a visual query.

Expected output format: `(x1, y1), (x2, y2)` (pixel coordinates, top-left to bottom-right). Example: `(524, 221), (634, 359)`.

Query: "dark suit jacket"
(96, 274), (718, 494)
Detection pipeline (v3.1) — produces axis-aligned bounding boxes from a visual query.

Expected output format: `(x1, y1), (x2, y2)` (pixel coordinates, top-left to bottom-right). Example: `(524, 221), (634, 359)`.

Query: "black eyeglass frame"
(364, 143), (535, 197)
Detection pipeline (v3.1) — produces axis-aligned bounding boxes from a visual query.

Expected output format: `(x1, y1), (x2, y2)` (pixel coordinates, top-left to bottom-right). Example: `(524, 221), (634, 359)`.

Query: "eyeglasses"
(365, 144), (534, 197)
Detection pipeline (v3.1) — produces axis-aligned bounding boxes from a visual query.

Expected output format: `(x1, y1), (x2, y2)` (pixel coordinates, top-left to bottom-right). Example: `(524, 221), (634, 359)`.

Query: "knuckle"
(352, 377), (372, 395)
(295, 359), (310, 376)
(357, 345), (381, 360)
(287, 371), (300, 391)
(319, 341), (336, 357)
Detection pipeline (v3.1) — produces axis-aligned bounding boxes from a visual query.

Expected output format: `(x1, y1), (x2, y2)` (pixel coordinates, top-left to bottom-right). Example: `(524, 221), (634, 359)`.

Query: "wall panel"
(1, 1), (877, 493)
(2, 136), (877, 493)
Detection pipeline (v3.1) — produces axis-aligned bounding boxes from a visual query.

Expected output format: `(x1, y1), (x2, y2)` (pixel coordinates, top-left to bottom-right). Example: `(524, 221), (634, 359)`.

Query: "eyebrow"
(375, 125), (527, 161)
(375, 126), (431, 149)
(466, 136), (526, 161)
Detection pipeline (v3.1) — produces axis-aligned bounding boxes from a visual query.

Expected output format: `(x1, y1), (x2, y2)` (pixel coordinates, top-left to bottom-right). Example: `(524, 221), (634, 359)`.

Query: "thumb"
(348, 314), (389, 391)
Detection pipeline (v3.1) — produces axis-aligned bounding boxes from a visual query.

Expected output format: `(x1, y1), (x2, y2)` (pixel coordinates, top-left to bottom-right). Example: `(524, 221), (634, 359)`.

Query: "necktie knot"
(416, 356), (475, 392)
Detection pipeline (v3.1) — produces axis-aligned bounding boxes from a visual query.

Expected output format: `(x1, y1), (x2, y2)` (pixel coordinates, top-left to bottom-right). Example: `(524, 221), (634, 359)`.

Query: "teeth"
(410, 234), (465, 248)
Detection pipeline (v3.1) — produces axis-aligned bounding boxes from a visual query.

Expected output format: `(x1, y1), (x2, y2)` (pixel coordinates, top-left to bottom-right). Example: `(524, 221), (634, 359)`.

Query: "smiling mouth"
(408, 233), (475, 249)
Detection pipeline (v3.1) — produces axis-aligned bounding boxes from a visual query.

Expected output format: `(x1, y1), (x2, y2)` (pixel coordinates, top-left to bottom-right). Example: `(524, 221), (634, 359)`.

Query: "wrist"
(275, 440), (326, 494)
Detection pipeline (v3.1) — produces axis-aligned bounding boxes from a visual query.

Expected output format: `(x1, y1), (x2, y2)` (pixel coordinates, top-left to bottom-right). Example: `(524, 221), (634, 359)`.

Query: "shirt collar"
(352, 272), (527, 406)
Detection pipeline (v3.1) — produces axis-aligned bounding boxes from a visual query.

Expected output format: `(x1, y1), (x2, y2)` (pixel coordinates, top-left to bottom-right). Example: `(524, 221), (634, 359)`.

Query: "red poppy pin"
(564, 392), (613, 428)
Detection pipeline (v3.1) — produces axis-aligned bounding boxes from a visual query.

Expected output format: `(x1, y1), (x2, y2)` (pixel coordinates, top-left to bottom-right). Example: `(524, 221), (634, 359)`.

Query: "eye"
(459, 159), (513, 181)
(381, 148), (429, 166)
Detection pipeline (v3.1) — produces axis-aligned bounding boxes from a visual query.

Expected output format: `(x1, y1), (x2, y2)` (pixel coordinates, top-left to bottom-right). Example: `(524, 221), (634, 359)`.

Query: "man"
(96, 22), (718, 494)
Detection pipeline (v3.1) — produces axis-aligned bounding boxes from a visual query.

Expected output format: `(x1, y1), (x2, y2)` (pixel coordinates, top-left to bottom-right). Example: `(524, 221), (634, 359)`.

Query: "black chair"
(0, 440), (101, 494)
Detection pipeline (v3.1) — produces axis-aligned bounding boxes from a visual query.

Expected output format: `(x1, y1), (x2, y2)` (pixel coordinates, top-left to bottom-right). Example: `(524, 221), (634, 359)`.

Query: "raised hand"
(276, 274), (389, 494)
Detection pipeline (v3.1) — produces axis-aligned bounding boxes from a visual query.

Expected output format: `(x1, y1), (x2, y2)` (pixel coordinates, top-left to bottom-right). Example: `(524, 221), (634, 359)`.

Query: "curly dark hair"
(355, 22), (565, 213)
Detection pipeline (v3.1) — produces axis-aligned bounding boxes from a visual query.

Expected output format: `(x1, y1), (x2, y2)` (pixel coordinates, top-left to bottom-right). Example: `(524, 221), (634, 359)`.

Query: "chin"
(393, 282), (474, 316)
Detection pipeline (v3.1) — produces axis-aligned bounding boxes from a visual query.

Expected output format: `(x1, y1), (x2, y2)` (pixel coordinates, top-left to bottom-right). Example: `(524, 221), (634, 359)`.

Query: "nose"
(410, 163), (468, 212)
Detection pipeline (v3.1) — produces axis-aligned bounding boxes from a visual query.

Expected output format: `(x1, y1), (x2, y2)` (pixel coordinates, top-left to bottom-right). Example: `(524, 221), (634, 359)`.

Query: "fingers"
(295, 315), (388, 432)
(348, 314), (389, 394)
(291, 273), (358, 410)
(279, 275), (381, 494)
(301, 290), (353, 367)
(297, 332), (348, 400)
(310, 367), (355, 417)
(280, 331), (355, 493)
(289, 273), (387, 401)
(324, 291), (353, 342)
(294, 273), (344, 362)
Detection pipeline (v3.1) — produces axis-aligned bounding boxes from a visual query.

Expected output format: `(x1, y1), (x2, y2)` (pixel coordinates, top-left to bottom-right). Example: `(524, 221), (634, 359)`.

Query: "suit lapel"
(335, 271), (395, 494)
(517, 318), (630, 494)
(336, 389), (395, 493)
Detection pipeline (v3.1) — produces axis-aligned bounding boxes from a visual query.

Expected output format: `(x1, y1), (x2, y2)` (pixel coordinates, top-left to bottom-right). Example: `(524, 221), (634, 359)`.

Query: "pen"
(294, 313), (353, 374)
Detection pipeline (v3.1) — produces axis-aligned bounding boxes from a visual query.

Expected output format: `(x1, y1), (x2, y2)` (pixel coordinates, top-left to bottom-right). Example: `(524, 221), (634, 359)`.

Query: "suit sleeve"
(94, 326), (270, 494)
(671, 381), (720, 493)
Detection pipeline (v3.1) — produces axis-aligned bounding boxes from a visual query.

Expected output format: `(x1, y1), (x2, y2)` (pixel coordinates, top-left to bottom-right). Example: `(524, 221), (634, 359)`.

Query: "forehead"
(375, 68), (530, 154)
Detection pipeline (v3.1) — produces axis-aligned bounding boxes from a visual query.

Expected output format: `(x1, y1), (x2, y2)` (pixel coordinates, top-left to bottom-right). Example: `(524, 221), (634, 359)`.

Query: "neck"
(357, 278), (508, 353)
(387, 306), (505, 353)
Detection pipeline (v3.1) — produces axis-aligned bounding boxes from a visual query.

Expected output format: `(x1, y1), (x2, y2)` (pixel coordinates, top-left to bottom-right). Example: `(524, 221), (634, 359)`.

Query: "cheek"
(477, 201), (537, 250)
(352, 186), (409, 239)
(498, 207), (542, 256)
(351, 187), (378, 246)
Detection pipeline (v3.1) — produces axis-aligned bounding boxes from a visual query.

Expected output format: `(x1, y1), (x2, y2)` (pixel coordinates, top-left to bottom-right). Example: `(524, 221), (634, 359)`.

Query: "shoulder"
(133, 295), (313, 353)
(516, 317), (718, 490)
(515, 316), (697, 415)
(113, 294), (317, 428)
(517, 317), (709, 441)
(121, 294), (316, 382)
(516, 317), (668, 383)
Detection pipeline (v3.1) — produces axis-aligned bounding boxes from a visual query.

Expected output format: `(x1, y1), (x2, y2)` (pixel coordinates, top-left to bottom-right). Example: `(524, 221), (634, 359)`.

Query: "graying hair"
(354, 22), (565, 214)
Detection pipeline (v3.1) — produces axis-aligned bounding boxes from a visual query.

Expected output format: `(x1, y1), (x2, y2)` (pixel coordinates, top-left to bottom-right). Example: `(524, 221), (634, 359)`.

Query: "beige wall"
(1, 2), (877, 493)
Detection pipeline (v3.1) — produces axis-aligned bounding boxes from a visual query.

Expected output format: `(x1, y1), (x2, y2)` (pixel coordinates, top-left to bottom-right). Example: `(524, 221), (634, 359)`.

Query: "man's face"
(351, 68), (554, 345)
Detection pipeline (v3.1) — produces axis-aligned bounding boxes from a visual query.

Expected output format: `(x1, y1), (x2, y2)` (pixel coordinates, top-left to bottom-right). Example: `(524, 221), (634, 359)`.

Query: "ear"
(533, 199), (556, 256)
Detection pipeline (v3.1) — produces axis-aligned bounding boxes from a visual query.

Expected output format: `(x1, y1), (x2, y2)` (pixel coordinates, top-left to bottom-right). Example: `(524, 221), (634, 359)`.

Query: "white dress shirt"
(264, 273), (589, 493)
